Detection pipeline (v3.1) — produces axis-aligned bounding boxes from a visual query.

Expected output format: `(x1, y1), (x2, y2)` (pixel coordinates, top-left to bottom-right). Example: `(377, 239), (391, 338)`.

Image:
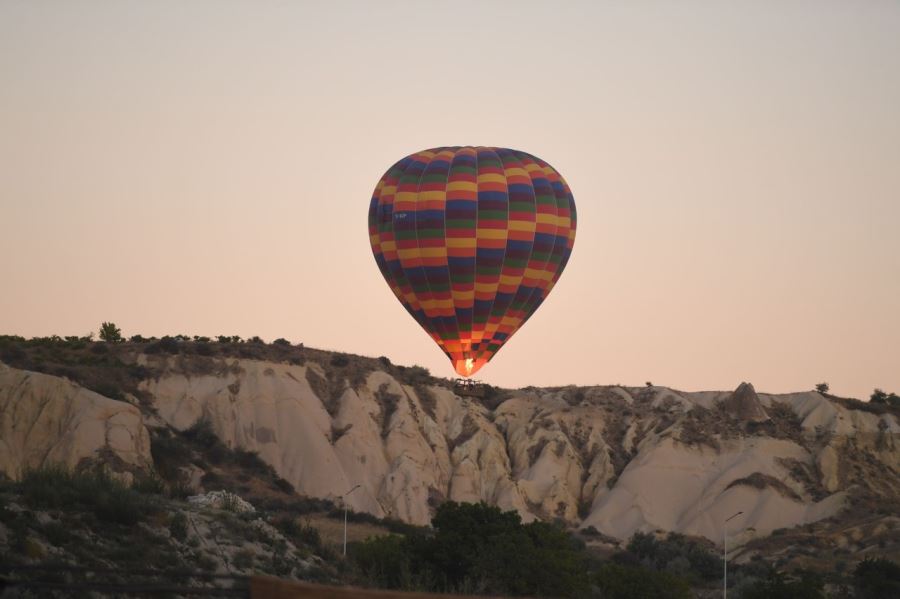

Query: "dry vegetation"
(3, 332), (900, 595)
(726, 472), (803, 501)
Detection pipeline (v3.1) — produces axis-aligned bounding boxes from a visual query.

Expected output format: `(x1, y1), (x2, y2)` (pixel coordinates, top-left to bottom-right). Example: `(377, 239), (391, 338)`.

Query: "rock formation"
(719, 382), (770, 423)
(0, 363), (152, 482)
(1, 354), (897, 549)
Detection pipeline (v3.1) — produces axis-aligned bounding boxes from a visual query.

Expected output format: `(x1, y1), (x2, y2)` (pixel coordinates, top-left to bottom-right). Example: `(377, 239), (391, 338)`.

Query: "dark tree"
(854, 558), (900, 598)
(871, 389), (888, 404)
(593, 562), (691, 599)
(740, 570), (825, 599)
(352, 502), (588, 597)
(99, 322), (122, 343)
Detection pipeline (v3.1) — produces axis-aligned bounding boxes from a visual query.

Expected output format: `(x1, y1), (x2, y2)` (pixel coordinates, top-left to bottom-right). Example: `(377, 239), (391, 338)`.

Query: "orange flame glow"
(453, 356), (487, 378)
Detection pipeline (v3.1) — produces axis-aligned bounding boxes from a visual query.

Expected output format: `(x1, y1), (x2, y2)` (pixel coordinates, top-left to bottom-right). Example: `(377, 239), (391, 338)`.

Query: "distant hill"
(1, 334), (898, 579)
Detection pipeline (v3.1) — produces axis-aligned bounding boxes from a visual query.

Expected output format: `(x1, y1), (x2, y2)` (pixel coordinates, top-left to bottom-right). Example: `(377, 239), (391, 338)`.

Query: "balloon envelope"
(368, 147), (576, 378)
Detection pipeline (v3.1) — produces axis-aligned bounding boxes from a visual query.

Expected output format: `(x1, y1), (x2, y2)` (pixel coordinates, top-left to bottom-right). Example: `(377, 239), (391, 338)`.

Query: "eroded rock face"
(0, 363), (152, 481)
(136, 358), (899, 545)
(2, 356), (897, 548)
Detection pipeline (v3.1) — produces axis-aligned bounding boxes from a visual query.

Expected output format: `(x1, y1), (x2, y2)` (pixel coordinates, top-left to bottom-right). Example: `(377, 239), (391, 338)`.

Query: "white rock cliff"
(0, 363), (152, 481)
(1, 356), (897, 548)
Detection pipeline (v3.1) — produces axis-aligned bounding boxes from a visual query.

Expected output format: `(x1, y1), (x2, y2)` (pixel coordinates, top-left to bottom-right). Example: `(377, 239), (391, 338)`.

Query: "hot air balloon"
(368, 147), (576, 378)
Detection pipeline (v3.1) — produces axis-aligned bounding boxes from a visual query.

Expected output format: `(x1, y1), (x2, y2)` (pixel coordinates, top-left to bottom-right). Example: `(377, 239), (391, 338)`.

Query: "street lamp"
(724, 511), (743, 599)
(342, 484), (361, 557)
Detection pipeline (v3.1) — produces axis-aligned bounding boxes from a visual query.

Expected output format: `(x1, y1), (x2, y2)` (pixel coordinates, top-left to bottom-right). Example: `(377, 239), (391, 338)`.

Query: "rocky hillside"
(1, 336), (898, 568)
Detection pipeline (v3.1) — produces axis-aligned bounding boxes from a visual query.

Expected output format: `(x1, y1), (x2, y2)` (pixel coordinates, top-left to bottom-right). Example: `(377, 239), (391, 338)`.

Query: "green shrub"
(23, 536), (46, 559)
(201, 471), (222, 486)
(854, 558), (900, 598)
(351, 502), (588, 597)
(99, 322), (123, 343)
(132, 473), (166, 495)
(145, 336), (180, 355)
(353, 534), (414, 589)
(233, 448), (268, 472)
(150, 429), (192, 482)
(86, 380), (125, 401)
(197, 553), (219, 572)
(170, 511), (189, 542)
(276, 516), (324, 554)
(233, 548), (255, 570)
(0, 344), (28, 364)
(330, 354), (350, 367)
(40, 521), (72, 545)
(626, 531), (719, 582)
(90, 342), (109, 354)
(20, 465), (155, 526)
(593, 562), (691, 599)
(273, 477), (294, 494)
(183, 418), (219, 449)
(740, 569), (825, 599)
(405, 365), (430, 384)
(868, 388), (899, 407)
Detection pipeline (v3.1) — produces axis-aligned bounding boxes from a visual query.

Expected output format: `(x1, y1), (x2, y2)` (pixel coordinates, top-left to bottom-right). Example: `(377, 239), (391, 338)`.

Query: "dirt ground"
(304, 513), (394, 548)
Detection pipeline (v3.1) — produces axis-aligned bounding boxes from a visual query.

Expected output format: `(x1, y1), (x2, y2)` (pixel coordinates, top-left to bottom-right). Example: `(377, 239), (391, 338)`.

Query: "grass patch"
(20, 465), (158, 526)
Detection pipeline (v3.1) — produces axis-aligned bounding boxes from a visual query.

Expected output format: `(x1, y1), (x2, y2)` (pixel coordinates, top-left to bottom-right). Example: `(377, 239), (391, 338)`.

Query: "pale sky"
(2, 1), (898, 399)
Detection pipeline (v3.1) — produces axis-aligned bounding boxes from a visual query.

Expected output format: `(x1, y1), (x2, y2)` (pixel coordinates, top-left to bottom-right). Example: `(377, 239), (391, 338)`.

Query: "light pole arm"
(723, 511), (743, 599)
(342, 484), (361, 557)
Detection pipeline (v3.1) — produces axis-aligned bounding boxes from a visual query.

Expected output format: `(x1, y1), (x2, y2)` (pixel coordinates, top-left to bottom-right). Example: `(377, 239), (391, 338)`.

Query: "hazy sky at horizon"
(2, 1), (898, 399)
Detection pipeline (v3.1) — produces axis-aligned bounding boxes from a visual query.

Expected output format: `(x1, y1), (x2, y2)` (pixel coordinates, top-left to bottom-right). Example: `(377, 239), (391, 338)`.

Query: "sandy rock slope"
(1, 357), (896, 546)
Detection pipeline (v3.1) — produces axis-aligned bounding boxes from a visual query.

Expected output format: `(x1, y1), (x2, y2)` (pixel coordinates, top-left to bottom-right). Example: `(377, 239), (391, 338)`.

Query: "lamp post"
(724, 511), (743, 599)
(342, 484), (361, 557)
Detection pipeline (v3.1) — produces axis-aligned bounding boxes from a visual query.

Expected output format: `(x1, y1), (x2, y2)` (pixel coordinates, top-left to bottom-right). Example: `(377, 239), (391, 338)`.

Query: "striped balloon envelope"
(368, 147), (576, 378)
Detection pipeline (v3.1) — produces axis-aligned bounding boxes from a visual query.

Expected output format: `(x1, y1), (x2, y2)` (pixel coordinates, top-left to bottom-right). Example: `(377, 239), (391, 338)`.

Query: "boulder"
(720, 382), (770, 423)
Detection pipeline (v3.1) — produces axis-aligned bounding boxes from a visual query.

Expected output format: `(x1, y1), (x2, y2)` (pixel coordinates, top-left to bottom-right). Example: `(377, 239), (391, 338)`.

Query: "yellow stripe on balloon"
(508, 220), (535, 232)
(475, 229), (507, 240)
(417, 247), (448, 259)
(476, 173), (507, 185)
(503, 167), (529, 178)
(446, 238), (477, 248)
(397, 249), (422, 260)
(447, 181), (477, 193)
(395, 191), (418, 202)
(418, 190), (446, 202)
